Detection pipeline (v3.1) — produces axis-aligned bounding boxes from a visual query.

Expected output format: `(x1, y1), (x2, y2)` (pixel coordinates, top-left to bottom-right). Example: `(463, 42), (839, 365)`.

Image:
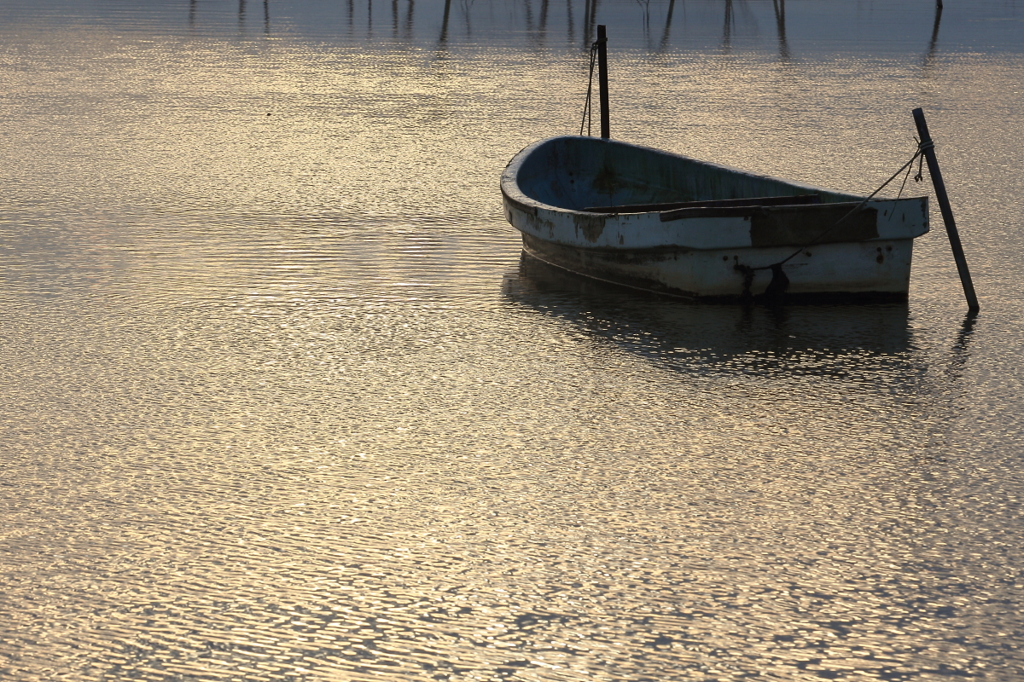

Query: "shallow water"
(2, 1), (1024, 680)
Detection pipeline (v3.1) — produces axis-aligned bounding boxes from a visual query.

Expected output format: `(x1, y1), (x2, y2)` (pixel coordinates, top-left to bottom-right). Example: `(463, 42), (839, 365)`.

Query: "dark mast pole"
(597, 24), (610, 139)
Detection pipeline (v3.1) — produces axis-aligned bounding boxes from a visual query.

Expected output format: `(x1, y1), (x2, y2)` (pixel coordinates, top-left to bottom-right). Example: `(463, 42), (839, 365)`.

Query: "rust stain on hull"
(573, 213), (608, 242)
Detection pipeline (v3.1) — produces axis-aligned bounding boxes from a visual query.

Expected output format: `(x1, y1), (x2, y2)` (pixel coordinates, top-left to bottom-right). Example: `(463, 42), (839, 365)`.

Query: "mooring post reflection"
(439, 0), (452, 43)
(772, 0), (790, 61)
(169, 0), (999, 63)
(924, 0), (943, 68)
(656, 0), (676, 52)
(583, 0), (599, 47)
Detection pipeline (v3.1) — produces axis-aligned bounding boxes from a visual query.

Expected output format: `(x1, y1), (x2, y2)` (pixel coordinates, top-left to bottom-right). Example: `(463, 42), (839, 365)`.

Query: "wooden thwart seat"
(583, 194), (822, 215)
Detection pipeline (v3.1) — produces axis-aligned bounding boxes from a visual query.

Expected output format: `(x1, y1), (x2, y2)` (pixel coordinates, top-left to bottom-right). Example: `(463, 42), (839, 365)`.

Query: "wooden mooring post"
(912, 107), (980, 313)
(597, 24), (610, 139)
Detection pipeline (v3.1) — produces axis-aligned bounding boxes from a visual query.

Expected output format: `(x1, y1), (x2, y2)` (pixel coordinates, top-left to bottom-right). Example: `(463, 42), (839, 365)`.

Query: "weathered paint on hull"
(521, 234), (915, 302)
(502, 136), (929, 302)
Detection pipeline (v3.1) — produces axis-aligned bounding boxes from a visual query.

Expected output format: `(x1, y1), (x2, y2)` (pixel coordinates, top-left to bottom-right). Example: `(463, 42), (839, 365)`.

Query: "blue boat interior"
(514, 136), (860, 212)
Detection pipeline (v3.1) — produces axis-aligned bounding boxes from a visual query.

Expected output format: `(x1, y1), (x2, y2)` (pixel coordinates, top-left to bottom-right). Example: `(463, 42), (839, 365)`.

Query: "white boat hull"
(522, 233), (915, 301)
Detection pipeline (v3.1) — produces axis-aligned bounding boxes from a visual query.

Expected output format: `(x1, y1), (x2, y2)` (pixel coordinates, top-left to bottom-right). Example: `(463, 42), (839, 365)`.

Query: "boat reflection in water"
(502, 251), (920, 382)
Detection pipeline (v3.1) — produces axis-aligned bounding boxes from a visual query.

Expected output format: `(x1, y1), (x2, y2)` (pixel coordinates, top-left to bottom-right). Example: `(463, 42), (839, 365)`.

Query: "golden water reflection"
(2, 2), (1024, 680)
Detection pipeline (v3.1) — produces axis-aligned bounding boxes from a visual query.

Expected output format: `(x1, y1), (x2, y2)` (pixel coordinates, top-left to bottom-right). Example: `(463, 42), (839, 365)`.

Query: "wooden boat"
(501, 135), (930, 302)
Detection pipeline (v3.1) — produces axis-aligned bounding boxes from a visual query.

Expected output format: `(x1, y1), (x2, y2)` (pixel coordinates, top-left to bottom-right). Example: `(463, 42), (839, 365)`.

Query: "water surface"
(2, 1), (1024, 680)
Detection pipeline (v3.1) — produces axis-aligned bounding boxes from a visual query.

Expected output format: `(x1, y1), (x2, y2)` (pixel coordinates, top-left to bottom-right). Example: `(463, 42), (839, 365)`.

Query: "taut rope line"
(737, 141), (930, 299)
(579, 38), (601, 136)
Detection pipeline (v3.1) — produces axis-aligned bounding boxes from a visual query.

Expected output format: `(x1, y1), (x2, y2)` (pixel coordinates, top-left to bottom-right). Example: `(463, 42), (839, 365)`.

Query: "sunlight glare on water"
(2, 1), (1024, 680)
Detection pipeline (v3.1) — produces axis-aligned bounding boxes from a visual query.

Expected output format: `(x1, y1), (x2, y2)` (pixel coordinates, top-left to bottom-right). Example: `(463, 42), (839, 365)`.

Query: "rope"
(892, 144), (917, 202)
(914, 138), (931, 182)
(736, 141), (930, 300)
(579, 39), (601, 136)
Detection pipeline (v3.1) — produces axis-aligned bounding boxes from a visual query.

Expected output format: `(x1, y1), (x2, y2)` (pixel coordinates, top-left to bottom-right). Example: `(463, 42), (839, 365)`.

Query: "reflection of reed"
(657, 0), (676, 52)
(923, 2), (943, 70)
(722, 0), (733, 51)
(391, 0), (415, 40)
(439, 0), (452, 43)
(583, 0), (590, 44)
(772, 0), (789, 60)
(177, 0), (968, 65)
(233, 0), (272, 33)
(438, 0), (473, 45)
(583, 0), (599, 47)
(460, 0), (474, 37)
(635, 0), (651, 40)
(195, 0), (969, 64)
(524, 0), (551, 45)
(201, 0), (769, 53)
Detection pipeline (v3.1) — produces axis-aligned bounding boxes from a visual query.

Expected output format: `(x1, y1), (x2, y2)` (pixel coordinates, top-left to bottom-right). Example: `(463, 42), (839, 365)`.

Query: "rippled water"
(3, 1), (1024, 680)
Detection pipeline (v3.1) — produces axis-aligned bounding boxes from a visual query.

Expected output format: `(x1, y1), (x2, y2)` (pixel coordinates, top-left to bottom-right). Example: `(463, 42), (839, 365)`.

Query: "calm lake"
(2, 0), (1024, 679)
